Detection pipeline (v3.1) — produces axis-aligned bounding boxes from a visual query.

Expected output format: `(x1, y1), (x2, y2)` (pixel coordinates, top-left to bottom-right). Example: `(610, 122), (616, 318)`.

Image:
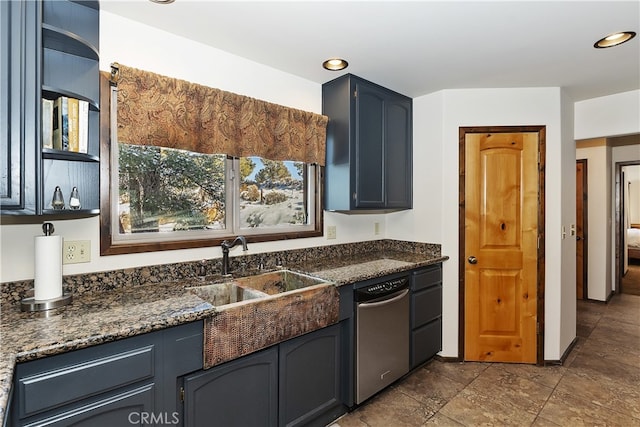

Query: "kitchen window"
(102, 141), (322, 255)
(99, 68), (324, 255)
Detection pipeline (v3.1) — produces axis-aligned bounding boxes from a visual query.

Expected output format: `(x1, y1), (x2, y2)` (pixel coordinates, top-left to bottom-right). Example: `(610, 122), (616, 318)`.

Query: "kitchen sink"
(232, 269), (329, 295)
(188, 282), (268, 307)
(187, 270), (330, 308)
(189, 269), (339, 368)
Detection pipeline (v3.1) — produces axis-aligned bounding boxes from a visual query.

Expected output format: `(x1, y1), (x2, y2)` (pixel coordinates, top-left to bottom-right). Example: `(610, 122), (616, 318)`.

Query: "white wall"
(387, 87), (574, 360)
(574, 90), (640, 139)
(560, 90), (577, 357)
(387, 92), (443, 244)
(0, 12), (385, 283)
(576, 143), (613, 300)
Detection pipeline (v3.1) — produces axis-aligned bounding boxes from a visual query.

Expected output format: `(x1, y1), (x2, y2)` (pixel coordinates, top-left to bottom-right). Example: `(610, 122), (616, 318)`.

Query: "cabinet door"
(182, 347), (278, 427)
(354, 81), (385, 208)
(385, 96), (412, 209)
(279, 324), (344, 427)
(0, 0), (38, 212)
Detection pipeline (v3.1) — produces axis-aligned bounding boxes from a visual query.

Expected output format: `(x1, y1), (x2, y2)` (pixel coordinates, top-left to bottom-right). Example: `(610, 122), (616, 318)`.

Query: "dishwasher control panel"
(356, 276), (409, 300)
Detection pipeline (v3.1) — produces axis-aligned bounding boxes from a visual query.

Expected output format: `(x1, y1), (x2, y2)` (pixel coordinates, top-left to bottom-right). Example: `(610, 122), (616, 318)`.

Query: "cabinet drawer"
(23, 383), (154, 427)
(411, 318), (442, 368)
(412, 265), (441, 291)
(411, 284), (442, 327)
(17, 341), (155, 418)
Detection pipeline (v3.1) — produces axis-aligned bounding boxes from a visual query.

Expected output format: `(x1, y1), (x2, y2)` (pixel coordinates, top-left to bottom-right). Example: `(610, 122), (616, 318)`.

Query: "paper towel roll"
(34, 235), (63, 301)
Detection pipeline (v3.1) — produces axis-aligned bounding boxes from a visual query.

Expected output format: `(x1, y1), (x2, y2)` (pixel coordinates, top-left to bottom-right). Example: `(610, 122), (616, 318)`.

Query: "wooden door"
(576, 160), (587, 299)
(463, 130), (540, 364)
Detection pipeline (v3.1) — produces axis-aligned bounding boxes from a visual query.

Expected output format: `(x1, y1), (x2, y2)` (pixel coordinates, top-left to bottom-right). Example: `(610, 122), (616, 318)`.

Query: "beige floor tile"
(588, 319), (640, 351)
(530, 415), (561, 426)
(489, 362), (566, 389)
(568, 344), (640, 381)
(554, 370), (640, 420)
(465, 365), (554, 415)
(538, 388), (640, 427)
(394, 367), (467, 412)
(422, 360), (489, 386)
(602, 303), (640, 326)
(439, 388), (538, 426)
(422, 412), (465, 426)
(337, 387), (433, 427)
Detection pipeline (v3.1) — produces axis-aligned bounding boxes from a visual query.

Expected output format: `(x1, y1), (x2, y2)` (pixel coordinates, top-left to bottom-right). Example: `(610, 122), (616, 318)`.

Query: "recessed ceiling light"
(323, 58), (349, 71)
(594, 31), (636, 48)
(149, 0), (175, 4)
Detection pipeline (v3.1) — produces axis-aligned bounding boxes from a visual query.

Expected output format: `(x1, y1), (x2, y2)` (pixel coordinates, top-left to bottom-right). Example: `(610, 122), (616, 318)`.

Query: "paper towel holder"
(21, 293), (73, 312)
(21, 222), (73, 313)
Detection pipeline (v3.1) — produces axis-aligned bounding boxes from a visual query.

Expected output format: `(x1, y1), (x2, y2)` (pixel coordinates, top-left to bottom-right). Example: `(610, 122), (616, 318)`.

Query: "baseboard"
(544, 336), (579, 366)
(434, 355), (462, 363)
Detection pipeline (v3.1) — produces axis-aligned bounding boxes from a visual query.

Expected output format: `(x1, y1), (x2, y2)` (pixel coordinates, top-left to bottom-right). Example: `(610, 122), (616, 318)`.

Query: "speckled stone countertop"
(0, 240), (446, 421)
(288, 250), (446, 285)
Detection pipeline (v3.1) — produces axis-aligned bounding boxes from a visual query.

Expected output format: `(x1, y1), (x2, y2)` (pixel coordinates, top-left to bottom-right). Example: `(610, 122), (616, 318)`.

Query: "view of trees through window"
(117, 144), (309, 235)
(239, 157), (308, 229)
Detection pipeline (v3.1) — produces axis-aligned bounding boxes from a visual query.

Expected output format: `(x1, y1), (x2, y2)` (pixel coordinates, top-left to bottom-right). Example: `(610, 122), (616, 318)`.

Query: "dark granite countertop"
(0, 248), (446, 421)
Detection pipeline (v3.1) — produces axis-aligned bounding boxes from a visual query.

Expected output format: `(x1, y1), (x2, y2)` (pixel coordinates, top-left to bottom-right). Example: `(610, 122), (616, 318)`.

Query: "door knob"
(576, 236), (582, 241)
(468, 256), (478, 264)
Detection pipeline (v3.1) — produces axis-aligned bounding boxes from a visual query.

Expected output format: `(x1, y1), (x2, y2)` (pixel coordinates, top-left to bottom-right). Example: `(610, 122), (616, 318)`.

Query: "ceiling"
(100, 1), (640, 101)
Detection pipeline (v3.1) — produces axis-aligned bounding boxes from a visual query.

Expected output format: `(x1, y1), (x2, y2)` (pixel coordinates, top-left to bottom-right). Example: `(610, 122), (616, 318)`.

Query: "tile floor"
(331, 293), (640, 426)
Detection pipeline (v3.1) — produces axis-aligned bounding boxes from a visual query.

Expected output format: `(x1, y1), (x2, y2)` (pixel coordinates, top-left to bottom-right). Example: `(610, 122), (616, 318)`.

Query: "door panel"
(576, 160), (587, 299)
(354, 83), (385, 207)
(464, 131), (538, 364)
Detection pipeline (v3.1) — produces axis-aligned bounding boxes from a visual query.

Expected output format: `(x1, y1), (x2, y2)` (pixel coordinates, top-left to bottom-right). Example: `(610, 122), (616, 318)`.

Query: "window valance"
(109, 63), (328, 166)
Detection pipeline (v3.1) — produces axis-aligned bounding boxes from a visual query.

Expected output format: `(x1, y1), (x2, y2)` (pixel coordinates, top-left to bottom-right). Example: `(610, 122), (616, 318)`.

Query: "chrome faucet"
(221, 236), (248, 275)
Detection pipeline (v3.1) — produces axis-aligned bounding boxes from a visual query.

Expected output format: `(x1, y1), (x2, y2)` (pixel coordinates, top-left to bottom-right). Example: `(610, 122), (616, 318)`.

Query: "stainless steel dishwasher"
(355, 275), (410, 404)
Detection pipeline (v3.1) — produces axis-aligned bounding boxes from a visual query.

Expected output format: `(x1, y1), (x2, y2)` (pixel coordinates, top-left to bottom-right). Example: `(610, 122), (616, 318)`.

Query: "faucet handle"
(198, 260), (207, 276)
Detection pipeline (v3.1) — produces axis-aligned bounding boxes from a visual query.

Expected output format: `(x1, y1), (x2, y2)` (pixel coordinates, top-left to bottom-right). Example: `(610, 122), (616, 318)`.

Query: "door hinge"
(352, 192), (357, 200)
(180, 386), (185, 402)
(537, 234), (540, 249)
(536, 322), (540, 335)
(354, 89), (357, 98)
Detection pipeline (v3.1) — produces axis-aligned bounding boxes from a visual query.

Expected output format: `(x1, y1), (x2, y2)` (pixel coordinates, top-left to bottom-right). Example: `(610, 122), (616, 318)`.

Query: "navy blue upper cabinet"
(1, 0), (100, 217)
(322, 74), (412, 212)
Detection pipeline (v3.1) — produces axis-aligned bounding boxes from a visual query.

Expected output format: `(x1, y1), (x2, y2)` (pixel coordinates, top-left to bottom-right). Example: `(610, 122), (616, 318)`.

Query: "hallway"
(331, 293), (640, 426)
(622, 259), (640, 296)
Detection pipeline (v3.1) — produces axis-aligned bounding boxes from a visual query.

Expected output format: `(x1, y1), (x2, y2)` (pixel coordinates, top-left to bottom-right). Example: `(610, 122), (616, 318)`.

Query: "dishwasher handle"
(357, 289), (409, 308)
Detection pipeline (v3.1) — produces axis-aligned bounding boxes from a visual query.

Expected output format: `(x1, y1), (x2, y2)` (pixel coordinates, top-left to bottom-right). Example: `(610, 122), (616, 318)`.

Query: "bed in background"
(629, 224), (640, 261)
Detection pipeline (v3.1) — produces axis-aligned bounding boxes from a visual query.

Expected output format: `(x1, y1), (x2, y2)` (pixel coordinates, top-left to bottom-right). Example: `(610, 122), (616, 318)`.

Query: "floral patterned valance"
(111, 64), (328, 165)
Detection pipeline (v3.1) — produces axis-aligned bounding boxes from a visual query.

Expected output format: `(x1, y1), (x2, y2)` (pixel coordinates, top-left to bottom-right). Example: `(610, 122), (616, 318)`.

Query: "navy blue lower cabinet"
(410, 264), (443, 369)
(279, 323), (344, 427)
(181, 324), (346, 427)
(9, 321), (203, 427)
(182, 347), (279, 427)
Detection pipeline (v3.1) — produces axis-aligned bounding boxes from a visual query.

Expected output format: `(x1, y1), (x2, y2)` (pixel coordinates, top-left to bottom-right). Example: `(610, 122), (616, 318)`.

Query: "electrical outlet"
(327, 225), (337, 240)
(63, 240), (91, 264)
(374, 222), (380, 235)
(561, 226), (566, 240)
